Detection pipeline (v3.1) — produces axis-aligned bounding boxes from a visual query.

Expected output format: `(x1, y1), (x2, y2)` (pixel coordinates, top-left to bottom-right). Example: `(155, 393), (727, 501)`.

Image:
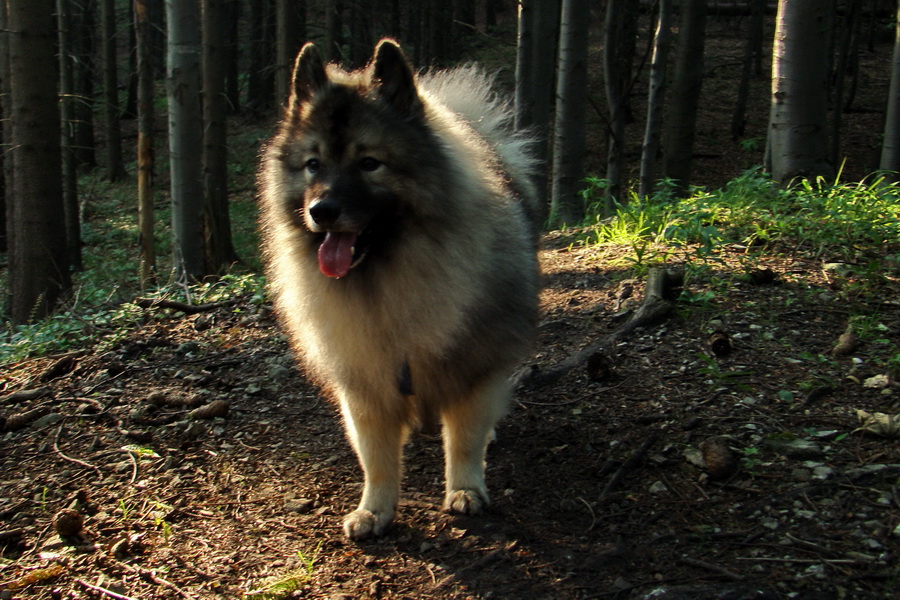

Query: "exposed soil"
(2, 9), (900, 600)
(1, 234), (899, 600)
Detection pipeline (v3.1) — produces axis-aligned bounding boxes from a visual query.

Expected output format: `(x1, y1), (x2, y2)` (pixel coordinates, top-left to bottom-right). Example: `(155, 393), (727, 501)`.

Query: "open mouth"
(316, 229), (371, 278)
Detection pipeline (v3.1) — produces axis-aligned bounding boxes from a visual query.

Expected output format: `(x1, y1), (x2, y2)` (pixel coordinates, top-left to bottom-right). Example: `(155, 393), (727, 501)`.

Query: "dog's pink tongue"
(318, 232), (357, 278)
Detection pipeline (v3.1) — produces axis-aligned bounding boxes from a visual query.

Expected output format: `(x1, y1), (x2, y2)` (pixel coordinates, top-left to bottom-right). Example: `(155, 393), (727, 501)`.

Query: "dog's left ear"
(371, 39), (422, 117)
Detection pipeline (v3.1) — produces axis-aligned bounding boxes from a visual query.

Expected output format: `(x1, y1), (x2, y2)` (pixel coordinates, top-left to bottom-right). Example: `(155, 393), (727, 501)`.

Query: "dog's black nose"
(308, 198), (341, 227)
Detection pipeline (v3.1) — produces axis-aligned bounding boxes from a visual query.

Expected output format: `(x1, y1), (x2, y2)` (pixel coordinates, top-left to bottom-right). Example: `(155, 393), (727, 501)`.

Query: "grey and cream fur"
(258, 39), (540, 540)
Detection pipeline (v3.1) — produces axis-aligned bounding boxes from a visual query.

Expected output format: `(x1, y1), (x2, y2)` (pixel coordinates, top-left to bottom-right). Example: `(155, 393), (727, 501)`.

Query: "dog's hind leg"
(340, 398), (409, 540)
(441, 375), (510, 515)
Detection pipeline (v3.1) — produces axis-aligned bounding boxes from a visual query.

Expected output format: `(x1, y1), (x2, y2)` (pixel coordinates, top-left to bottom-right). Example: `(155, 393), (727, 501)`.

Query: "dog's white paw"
(443, 488), (489, 515)
(342, 508), (392, 540)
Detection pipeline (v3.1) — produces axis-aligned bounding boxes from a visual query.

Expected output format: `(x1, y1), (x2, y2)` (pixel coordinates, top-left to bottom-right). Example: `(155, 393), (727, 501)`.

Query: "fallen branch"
(599, 432), (658, 501)
(75, 579), (140, 600)
(0, 387), (51, 404)
(134, 297), (238, 315)
(517, 266), (683, 390)
(678, 556), (744, 581)
(113, 559), (194, 599)
(53, 423), (100, 471)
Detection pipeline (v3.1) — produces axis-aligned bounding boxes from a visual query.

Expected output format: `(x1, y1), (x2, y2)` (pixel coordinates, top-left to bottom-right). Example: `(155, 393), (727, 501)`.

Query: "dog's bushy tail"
(419, 67), (542, 235)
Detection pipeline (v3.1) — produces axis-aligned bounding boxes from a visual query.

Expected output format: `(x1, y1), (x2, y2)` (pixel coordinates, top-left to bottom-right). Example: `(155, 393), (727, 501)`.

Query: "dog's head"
(271, 40), (445, 279)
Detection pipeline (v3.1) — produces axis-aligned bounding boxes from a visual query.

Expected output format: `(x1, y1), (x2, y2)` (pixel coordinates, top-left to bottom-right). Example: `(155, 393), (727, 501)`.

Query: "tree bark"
(8, 0), (71, 322)
(639, 0), (673, 199)
(0, 1), (16, 262)
(880, 1), (900, 177)
(71, 1), (97, 169)
(530, 0), (561, 221)
(166, 0), (206, 280)
(135, 0), (156, 289)
(101, 0), (125, 181)
(766, 0), (834, 185)
(0, 1), (9, 257)
(731, 0), (764, 141)
(202, 0), (239, 273)
(662, 0), (707, 196)
(275, 0), (306, 107)
(223, 0), (241, 113)
(247, 0), (275, 111)
(58, 0), (81, 271)
(550, 0), (590, 226)
(604, 0), (636, 210)
(831, 0), (861, 167)
(514, 0), (534, 131)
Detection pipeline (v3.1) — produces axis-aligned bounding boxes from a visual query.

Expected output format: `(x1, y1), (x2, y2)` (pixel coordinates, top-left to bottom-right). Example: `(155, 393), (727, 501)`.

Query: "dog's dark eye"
(359, 157), (381, 172)
(305, 158), (320, 174)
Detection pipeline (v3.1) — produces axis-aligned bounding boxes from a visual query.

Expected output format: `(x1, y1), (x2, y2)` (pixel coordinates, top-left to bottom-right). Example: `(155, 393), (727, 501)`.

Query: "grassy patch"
(0, 123), (270, 365)
(577, 168), (900, 265)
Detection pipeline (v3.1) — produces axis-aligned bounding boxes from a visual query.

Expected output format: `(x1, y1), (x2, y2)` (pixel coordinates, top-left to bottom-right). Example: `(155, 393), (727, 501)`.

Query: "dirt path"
(2, 236), (898, 600)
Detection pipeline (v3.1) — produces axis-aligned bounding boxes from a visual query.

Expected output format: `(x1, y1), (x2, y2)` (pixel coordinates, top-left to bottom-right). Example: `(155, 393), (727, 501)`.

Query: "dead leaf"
(855, 410), (900, 438)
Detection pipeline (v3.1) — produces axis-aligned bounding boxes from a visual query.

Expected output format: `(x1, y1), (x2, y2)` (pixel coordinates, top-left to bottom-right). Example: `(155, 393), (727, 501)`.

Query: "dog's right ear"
(289, 42), (327, 108)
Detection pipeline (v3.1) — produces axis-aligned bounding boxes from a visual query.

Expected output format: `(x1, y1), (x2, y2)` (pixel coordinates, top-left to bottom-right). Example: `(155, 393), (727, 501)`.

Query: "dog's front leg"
(340, 400), (407, 540)
(442, 375), (510, 515)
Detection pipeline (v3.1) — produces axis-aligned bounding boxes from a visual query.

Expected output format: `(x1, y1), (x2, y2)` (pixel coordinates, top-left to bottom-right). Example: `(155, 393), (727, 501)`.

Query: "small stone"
(790, 468), (812, 482)
(188, 400), (229, 420)
(269, 364), (293, 382)
(763, 437), (823, 459)
(284, 498), (315, 514)
(177, 341), (201, 355)
(811, 465), (834, 480)
(31, 413), (64, 430)
(648, 481), (668, 494)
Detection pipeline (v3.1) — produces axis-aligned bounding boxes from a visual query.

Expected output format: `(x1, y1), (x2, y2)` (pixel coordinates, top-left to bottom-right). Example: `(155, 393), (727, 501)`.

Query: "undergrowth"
(0, 125), (267, 365)
(2, 165), (898, 367)
(578, 168), (900, 267)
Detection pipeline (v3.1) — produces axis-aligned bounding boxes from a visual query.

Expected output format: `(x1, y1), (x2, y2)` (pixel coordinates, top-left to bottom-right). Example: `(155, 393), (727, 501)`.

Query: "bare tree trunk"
(515, 0), (534, 131)
(202, 0), (239, 273)
(550, 0), (590, 226)
(8, 0), (71, 322)
(603, 0), (633, 210)
(662, 0), (707, 195)
(530, 0), (560, 219)
(71, 1), (97, 169)
(731, 0), (764, 140)
(101, 0), (125, 181)
(881, 1), (900, 177)
(166, 0), (206, 280)
(58, 0), (81, 271)
(247, 0), (275, 111)
(639, 0), (673, 199)
(766, 0), (834, 185)
(275, 0), (306, 107)
(135, 0), (156, 289)
(224, 0), (241, 113)
(831, 0), (861, 167)
(324, 0), (344, 64)
(0, 1), (11, 258)
(348, 1), (371, 68)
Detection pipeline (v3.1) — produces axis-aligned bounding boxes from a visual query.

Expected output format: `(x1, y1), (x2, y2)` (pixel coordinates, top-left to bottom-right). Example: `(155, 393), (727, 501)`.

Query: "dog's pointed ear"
(290, 42), (327, 108)
(371, 39), (422, 117)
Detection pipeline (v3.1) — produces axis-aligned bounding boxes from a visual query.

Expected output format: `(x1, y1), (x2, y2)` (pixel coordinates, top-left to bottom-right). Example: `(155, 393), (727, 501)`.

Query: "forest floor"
(1, 234), (899, 600)
(2, 10), (900, 600)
